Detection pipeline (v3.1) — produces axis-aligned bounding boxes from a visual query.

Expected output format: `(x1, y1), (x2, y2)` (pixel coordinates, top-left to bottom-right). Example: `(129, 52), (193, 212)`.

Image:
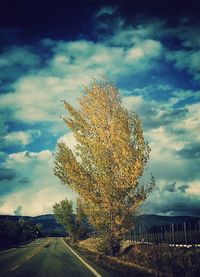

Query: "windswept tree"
(53, 198), (76, 240)
(54, 79), (155, 255)
(76, 198), (90, 240)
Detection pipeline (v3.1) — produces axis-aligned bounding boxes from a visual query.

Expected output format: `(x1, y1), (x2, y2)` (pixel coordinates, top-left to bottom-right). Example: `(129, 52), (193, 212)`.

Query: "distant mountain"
(0, 214), (66, 236)
(1, 214), (199, 235)
(35, 214), (56, 220)
(136, 214), (200, 228)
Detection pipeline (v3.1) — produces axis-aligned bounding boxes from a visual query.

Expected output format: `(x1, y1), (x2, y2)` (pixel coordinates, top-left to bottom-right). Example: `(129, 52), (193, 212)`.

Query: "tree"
(0, 218), (41, 248)
(19, 219), (38, 241)
(53, 199), (76, 240)
(76, 198), (90, 240)
(0, 220), (21, 247)
(54, 78), (155, 255)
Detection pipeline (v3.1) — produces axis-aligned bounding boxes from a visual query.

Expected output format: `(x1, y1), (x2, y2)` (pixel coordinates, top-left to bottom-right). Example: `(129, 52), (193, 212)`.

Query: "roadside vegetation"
(121, 243), (200, 277)
(53, 197), (90, 241)
(69, 237), (199, 277)
(0, 218), (43, 250)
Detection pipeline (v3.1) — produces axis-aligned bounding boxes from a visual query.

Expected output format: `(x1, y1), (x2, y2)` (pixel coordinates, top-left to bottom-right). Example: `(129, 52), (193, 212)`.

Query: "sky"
(0, 0), (200, 217)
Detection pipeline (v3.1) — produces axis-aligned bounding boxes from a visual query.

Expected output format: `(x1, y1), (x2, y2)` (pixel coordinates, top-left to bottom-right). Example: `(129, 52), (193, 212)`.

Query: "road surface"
(0, 238), (102, 277)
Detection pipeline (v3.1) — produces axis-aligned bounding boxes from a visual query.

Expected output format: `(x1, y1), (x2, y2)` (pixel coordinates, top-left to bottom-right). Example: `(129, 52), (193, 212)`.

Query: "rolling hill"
(0, 214), (66, 236)
(0, 214), (199, 235)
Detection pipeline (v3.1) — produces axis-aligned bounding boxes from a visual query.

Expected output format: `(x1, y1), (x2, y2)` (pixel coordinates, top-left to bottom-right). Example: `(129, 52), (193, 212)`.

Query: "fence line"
(126, 220), (200, 245)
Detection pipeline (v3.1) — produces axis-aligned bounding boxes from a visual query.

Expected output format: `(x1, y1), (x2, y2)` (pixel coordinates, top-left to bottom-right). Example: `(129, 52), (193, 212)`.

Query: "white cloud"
(0, 37), (163, 125)
(142, 180), (200, 216)
(106, 21), (165, 46)
(126, 39), (162, 61)
(0, 186), (76, 216)
(4, 130), (41, 146)
(49, 38), (162, 81)
(122, 92), (200, 190)
(37, 150), (53, 160)
(0, 47), (40, 68)
(1, 75), (71, 123)
(172, 102), (200, 142)
(187, 180), (200, 196)
(148, 126), (185, 151)
(122, 95), (144, 111)
(166, 49), (200, 81)
(0, 149), (77, 216)
(58, 132), (77, 151)
(6, 150), (53, 165)
(95, 5), (118, 18)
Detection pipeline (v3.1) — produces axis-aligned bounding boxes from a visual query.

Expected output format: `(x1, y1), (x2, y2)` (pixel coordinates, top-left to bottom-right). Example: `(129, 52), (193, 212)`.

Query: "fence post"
(198, 220), (200, 244)
(189, 222), (192, 244)
(195, 221), (198, 244)
(171, 224), (175, 245)
(140, 226), (142, 242)
(145, 228), (148, 243)
(184, 222), (187, 245)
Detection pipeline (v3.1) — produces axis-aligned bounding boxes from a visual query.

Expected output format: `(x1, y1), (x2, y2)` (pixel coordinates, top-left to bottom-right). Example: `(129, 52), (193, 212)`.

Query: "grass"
(70, 238), (156, 276)
(121, 243), (200, 277)
(79, 237), (102, 252)
(73, 238), (200, 277)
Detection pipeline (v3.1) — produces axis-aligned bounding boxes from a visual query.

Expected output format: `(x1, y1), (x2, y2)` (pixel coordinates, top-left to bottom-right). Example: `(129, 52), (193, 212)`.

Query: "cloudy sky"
(0, 0), (200, 217)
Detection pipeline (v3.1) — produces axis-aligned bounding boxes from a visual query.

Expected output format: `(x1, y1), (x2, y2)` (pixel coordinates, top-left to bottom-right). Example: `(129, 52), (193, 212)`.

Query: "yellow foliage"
(54, 78), (155, 255)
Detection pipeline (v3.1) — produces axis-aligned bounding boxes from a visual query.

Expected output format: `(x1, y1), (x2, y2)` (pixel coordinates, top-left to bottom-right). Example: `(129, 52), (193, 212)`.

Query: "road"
(0, 238), (102, 277)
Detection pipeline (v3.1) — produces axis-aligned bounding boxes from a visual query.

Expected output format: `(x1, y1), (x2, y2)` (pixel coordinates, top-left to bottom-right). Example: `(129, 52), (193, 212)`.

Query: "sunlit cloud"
(4, 130), (41, 146)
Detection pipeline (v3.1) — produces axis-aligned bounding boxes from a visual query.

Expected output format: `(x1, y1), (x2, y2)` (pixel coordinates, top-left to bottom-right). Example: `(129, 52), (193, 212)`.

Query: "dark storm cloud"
(0, 114), (7, 146)
(165, 182), (176, 192)
(150, 154), (200, 183)
(155, 200), (200, 217)
(19, 177), (30, 184)
(95, 0), (200, 32)
(0, 46), (41, 88)
(0, 0), (199, 42)
(159, 182), (189, 195)
(120, 0), (199, 17)
(0, 0), (97, 42)
(176, 144), (200, 159)
(128, 95), (188, 131)
(178, 184), (189, 193)
(0, 177), (22, 196)
(143, 187), (200, 217)
(159, 108), (188, 125)
(0, 167), (16, 181)
(158, 182), (187, 194)
(0, 166), (26, 196)
(0, 28), (24, 49)
(143, 107), (188, 130)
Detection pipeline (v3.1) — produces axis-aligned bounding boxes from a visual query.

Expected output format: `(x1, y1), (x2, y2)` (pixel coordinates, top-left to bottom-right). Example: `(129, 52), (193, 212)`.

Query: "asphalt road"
(0, 238), (102, 277)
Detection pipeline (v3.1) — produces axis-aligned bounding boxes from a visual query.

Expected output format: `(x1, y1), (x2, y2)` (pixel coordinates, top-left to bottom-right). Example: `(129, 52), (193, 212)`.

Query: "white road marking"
(0, 247), (17, 254)
(62, 239), (102, 277)
(8, 239), (48, 272)
(9, 264), (20, 271)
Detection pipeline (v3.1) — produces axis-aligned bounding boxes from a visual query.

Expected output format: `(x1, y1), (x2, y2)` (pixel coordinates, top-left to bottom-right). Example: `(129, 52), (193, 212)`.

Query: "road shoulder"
(62, 239), (110, 277)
